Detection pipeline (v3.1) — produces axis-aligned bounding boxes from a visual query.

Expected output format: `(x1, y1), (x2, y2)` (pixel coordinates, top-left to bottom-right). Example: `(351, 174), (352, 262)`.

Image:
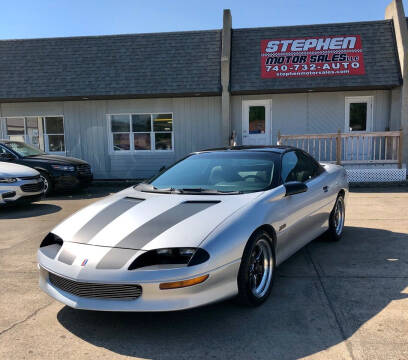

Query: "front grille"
(77, 164), (92, 176)
(48, 272), (142, 300)
(21, 182), (44, 193)
(19, 175), (41, 181)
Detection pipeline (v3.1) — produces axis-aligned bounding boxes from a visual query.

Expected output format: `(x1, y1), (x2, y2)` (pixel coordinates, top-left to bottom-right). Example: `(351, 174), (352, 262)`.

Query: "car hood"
(0, 161), (39, 177)
(24, 154), (88, 165)
(52, 187), (262, 251)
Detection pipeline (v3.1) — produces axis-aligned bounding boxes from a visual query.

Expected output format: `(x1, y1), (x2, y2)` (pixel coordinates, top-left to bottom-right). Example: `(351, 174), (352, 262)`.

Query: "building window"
(4, 116), (65, 153)
(44, 116), (65, 152)
(6, 118), (25, 141)
(109, 113), (173, 152)
(345, 96), (373, 133)
(249, 106), (266, 134)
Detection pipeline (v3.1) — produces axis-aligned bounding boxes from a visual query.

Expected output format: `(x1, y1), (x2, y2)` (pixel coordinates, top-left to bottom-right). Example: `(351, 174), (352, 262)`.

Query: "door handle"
(323, 186), (329, 192)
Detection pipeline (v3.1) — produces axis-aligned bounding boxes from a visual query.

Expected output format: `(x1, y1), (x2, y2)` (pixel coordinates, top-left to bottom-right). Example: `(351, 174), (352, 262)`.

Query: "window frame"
(344, 96), (373, 133)
(107, 112), (174, 154)
(42, 116), (66, 154)
(2, 115), (66, 155)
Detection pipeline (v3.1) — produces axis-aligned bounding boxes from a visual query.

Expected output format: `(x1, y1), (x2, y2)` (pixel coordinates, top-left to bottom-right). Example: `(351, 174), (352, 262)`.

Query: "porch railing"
(277, 130), (403, 168)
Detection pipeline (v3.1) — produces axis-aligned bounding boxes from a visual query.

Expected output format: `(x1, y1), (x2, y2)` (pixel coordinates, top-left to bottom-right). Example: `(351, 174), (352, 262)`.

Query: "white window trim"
(2, 115), (66, 155)
(107, 112), (174, 155)
(241, 99), (272, 145)
(344, 96), (373, 133)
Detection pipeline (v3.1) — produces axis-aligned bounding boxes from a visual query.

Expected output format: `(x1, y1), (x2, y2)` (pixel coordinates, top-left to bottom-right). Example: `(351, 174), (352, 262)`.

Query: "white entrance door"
(242, 100), (271, 145)
(344, 96), (373, 161)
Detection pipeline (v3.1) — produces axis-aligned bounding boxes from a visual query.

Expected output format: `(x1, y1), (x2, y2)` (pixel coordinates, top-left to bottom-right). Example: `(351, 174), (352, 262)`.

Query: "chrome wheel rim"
(40, 175), (49, 194)
(334, 197), (345, 235)
(248, 238), (273, 298)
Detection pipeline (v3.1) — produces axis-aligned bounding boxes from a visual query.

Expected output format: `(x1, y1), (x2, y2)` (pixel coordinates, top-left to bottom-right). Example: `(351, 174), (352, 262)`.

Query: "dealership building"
(0, 0), (408, 180)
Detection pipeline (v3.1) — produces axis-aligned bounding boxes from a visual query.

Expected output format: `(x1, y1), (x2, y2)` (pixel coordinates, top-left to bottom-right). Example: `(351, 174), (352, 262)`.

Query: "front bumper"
(0, 178), (44, 205)
(52, 173), (93, 191)
(39, 261), (240, 312)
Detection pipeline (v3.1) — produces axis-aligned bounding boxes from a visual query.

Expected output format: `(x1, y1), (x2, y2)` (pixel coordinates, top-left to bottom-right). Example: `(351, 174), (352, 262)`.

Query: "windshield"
(148, 151), (279, 194)
(5, 142), (46, 157)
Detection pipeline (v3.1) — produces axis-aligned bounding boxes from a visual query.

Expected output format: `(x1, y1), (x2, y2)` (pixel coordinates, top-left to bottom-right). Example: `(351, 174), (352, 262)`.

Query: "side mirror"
(284, 181), (308, 196)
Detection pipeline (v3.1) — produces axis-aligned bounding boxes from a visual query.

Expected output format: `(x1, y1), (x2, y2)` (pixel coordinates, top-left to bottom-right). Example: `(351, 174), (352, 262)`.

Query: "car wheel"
(327, 194), (345, 241)
(236, 230), (275, 306)
(39, 172), (53, 196)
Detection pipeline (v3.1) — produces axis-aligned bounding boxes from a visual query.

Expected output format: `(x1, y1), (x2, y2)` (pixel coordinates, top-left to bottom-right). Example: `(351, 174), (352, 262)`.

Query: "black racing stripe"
(58, 249), (76, 265)
(96, 201), (219, 269)
(72, 197), (144, 244)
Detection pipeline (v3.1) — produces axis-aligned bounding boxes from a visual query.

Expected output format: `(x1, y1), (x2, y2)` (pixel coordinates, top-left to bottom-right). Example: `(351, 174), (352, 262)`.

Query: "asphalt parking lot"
(0, 186), (407, 360)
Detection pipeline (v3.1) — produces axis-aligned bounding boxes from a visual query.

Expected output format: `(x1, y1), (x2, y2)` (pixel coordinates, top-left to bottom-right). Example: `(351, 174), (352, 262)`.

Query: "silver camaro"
(38, 146), (348, 311)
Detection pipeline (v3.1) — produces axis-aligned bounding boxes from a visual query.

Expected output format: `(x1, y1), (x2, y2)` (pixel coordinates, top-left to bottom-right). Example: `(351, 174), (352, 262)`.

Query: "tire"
(326, 194), (345, 241)
(39, 171), (53, 196)
(236, 230), (276, 306)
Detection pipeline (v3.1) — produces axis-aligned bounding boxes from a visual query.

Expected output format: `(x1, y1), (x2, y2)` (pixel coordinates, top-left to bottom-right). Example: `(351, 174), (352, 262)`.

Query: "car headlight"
(40, 232), (63, 247)
(0, 178), (17, 183)
(128, 248), (210, 270)
(51, 165), (75, 172)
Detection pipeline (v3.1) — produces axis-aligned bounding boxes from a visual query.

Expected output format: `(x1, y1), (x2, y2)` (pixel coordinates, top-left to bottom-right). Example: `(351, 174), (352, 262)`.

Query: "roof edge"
(0, 28), (222, 43)
(232, 19), (393, 33)
(0, 91), (222, 104)
(231, 84), (401, 96)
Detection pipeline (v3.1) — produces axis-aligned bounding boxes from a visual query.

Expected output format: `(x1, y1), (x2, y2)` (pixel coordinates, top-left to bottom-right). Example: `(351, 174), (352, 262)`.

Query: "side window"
(281, 151), (300, 183)
(281, 151), (322, 183)
(0, 146), (15, 159)
(296, 151), (321, 182)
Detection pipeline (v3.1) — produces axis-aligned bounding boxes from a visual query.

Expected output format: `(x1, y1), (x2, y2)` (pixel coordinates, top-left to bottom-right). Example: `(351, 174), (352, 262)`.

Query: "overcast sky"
(0, 0), (407, 40)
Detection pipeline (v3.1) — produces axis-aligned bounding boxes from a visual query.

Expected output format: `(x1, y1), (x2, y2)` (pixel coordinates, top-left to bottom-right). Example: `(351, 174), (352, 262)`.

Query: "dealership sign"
(261, 35), (365, 78)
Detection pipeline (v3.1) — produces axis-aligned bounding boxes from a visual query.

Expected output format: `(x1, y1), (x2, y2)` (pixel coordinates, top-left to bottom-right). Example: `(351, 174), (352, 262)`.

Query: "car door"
(277, 150), (330, 261)
(297, 150), (333, 234)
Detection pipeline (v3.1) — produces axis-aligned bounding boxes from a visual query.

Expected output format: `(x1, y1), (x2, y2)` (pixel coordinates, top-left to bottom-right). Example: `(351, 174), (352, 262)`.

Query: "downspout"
(385, 0), (408, 165)
(221, 9), (232, 146)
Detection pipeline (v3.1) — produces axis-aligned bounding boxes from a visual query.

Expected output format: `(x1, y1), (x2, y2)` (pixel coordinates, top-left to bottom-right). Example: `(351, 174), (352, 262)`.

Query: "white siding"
(0, 97), (223, 179)
(231, 90), (392, 145)
(390, 88), (402, 131)
(0, 89), (398, 179)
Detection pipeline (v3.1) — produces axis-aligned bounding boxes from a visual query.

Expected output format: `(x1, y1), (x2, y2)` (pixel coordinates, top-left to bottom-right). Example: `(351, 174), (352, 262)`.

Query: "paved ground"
(0, 186), (407, 360)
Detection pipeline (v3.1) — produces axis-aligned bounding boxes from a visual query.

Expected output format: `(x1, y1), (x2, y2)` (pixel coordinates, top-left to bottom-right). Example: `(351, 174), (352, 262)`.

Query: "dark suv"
(0, 140), (93, 195)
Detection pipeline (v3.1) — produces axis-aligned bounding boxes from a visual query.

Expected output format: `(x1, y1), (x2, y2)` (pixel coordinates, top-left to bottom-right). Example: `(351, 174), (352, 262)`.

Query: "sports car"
(38, 145), (348, 311)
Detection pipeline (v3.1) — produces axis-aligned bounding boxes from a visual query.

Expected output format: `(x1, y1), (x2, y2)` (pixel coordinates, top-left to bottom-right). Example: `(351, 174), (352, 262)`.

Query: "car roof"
(198, 145), (296, 154)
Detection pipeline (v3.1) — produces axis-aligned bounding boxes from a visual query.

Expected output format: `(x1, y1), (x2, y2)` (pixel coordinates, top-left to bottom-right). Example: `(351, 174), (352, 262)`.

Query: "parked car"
(38, 145), (348, 312)
(0, 161), (44, 205)
(0, 140), (93, 195)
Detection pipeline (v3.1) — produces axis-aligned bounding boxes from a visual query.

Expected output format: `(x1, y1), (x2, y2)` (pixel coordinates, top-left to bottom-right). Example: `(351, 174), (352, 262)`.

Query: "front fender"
(199, 186), (287, 270)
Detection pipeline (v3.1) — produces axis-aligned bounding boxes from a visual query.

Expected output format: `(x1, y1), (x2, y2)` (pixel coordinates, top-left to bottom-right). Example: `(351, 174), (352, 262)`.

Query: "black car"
(0, 140), (93, 195)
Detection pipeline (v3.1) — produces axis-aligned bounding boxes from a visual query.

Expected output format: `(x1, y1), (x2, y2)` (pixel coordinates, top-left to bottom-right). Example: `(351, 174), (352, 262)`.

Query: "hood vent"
(124, 196), (145, 202)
